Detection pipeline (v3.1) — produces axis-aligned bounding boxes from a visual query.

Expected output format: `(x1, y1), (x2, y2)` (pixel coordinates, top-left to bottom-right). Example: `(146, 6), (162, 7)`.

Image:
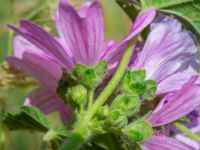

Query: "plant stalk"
(61, 39), (136, 150)
(173, 122), (200, 143)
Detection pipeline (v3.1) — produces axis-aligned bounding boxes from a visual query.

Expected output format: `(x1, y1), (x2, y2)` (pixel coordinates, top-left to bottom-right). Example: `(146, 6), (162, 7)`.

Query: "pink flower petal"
(148, 76), (200, 127)
(55, 0), (104, 66)
(142, 136), (194, 150)
(25, 86), (73, 124)
(8, 21), (74, 71)
(7, 52), (62, 86)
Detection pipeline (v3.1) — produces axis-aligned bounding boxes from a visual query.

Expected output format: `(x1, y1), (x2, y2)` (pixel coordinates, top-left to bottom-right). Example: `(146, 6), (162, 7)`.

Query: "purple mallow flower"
(130, 17), (199, 95)
(142, 136), (194, 150)
(142, 76), (200, 149)
(147, 76), (200, 127)
(129, 17), (200, 148)
(6, 0), (156, 123)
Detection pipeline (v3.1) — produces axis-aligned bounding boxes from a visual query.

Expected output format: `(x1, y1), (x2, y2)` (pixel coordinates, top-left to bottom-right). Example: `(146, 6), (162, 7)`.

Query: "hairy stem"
(61, 40), (136, 150)
(86, 42), (135, 121)
(173, 122), (200, 143)
(61, 125), (91, 150)
(0, 127), (5, 150)
(87, 90), (94, 110)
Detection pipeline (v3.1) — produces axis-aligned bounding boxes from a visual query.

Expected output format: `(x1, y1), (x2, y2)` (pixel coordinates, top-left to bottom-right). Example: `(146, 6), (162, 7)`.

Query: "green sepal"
(111, 94), (141, 117)
(45, 130), (70, 150)
(121, 70), (146, 94)
(73, 61), (108, 89)
(57, 71), (77, 100)
(123, 119), (153, 142)
(142, 80), (157, 101)
(3, 106), (51, 132)
(66, 85), (87, 109)
(121, 70), (157, 101)
(107, 109), (128, 129)
(96, 105), (110, 120)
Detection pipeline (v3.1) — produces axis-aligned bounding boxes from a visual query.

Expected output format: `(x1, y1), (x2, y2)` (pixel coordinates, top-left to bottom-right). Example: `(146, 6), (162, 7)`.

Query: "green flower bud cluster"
(73, 61), (108, 89)
(122, 119), (153, 142)
(111, 94), (141, 117)
(57, 65), (155, 145)
(66, 85), (87, 110)
(57, 61), (108, 113)
(107, 109), (128, 129)
(99, 70), (156, 142)
(121, 70), (157, 101)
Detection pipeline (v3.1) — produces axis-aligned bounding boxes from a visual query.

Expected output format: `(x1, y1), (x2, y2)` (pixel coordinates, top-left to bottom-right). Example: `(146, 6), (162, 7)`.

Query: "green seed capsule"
(66, 85), (87, 109)
(111, 94), (141, 117)
(123, 119), (153, 142)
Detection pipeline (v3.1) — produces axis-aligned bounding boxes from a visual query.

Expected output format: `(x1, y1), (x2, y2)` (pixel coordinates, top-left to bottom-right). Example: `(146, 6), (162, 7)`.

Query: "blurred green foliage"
(0, 0), (131, 149)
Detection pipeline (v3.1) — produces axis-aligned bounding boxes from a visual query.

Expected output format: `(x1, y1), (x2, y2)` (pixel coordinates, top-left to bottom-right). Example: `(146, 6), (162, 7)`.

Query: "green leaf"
(73, 61), (108, 89)
(3, 106), (51, 132)
(140, 0), (200, 35)
(117, 0), (200, 35)
(141, 0), (192, 9)
(160, 0), (200, 35)
(116, 0), (139, 20)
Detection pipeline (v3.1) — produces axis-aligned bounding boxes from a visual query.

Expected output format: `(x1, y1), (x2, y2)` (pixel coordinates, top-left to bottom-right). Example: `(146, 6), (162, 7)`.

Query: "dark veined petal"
(13, 35), (43, 59)
(101, 9), (156, 74)
(142, 136), (195, 150)
(24, 86), (73, 124)
(7, 52), (62, 87)
(8, 21), (75, 71)
(147, 76), (200, 127)
(130, 18), (198, 95)
(55, 0), (104, 66)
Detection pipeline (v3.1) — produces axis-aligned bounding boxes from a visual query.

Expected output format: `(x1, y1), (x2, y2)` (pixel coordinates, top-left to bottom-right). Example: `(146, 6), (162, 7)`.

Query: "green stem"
(86, 42), (135, 121)
(140, 0), (146, 7)
(61, 126), (91, 150)
(88, 90), (94, 110)
(173, 122), (200, 143)
(61, 40), (135, 150)
(0, 126), (5, 150)
(7, 30), (14, 56)
(40, 140), (48, 150)
(25, 0), (48, 20)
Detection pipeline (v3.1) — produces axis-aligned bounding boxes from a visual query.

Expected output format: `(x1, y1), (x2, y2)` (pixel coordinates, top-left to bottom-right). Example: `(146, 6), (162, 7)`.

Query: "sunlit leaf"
(3, 106), (51, 132)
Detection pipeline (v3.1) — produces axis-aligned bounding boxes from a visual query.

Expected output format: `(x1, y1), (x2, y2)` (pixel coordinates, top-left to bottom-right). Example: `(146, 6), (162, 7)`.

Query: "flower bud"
(121, 70), (157, 101)
(107, 109), (128, 129)
(122, 70), (146, 95)
(73, 61), (108, 89)
(96, 105), (109, 120)
(123, 119), (153, 142)
(66, 85), (87, 109)
(111, 94), (141, 117)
